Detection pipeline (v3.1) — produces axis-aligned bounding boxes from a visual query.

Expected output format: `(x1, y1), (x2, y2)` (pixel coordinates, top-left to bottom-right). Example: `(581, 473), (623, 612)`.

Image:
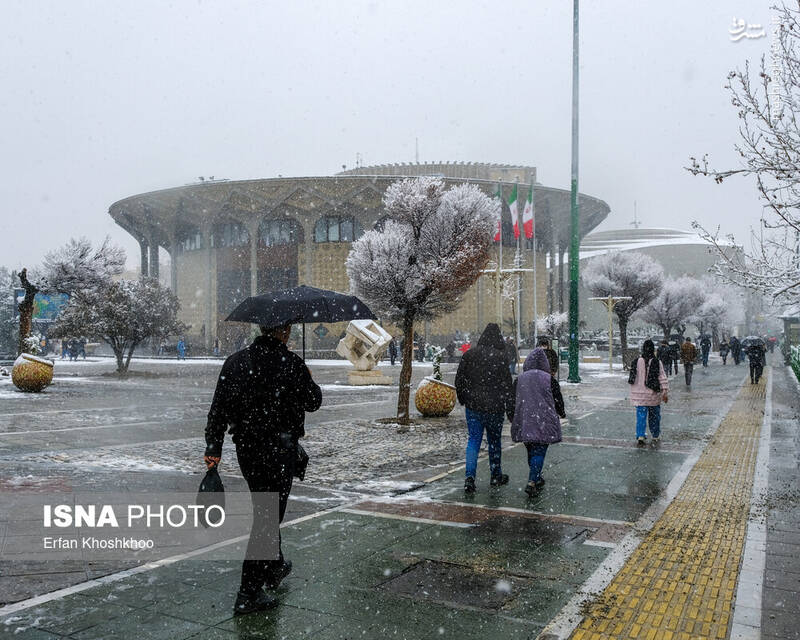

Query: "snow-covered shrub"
(535, 312), (568, 338)
(22, 335), (41, 355)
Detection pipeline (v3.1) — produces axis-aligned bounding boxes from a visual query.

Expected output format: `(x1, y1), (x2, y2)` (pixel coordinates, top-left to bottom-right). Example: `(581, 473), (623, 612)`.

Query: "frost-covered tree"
(535, 312), (568, 338)
(582, 251), (664, 357)
(346, 177), (498, 422)
(689, 290), (732, 344)
(641, 277), (707, 340)
(15, 237), (125, 355)
(0, 266), (17, 354)
(687, 2), (800, 302)
(51, 278), (185, 374)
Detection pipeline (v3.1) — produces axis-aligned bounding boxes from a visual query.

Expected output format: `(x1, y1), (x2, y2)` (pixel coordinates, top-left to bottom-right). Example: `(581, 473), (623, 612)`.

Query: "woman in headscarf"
(454, 323), (515, 494)
(628, 338), (669, 445)
(511, 348), (566, 496)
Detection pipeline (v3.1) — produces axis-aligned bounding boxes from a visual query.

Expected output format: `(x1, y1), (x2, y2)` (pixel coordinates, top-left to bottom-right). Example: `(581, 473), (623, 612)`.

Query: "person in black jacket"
(454, 323), (514, 494)
(204, 323), (322, 615)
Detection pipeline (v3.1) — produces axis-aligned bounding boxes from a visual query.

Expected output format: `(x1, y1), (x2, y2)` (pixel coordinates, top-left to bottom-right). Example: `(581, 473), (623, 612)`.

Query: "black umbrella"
(740, 335), (766, 349)
(225, 285), (376, 359)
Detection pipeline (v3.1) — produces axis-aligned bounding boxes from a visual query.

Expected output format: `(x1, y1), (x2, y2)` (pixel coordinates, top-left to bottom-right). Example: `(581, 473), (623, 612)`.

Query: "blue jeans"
(635, 405), (661, 439)
(701, 348), (709, 366)
(464, 408), (504, 479)
(525, 443), (549, 483)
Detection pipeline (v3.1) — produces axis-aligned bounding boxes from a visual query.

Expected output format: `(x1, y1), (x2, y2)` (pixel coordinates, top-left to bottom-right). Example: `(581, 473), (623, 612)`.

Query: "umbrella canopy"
(740, 336), (766, 349)
(225, 285), (376, 359)
(226, 285), (376, 327)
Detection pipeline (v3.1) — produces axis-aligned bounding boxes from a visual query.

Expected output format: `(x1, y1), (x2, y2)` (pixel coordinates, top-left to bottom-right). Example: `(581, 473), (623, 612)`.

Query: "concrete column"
(202, 223), (213, 351)
(139, 240), (149, 279)
(247, 218), (260, 297)
(558, 245), (565, 314)
(148, 232), (160, 281)
(167, 230), (178, 292)
(301, 220), (315, 285)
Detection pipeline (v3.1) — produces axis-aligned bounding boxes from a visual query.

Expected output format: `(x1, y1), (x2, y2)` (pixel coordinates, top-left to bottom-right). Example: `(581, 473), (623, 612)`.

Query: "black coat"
(454, 324), (514, 415)
(205, 335), (322, 457)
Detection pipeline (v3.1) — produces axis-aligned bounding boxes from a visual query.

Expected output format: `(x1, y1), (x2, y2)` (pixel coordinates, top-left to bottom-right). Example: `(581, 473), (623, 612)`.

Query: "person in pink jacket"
(628, 339), (669, 445)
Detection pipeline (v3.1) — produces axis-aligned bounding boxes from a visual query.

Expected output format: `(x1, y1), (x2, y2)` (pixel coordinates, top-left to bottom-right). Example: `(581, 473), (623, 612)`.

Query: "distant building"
(573, 227), (738, 333)
(109, 162), (610, 352)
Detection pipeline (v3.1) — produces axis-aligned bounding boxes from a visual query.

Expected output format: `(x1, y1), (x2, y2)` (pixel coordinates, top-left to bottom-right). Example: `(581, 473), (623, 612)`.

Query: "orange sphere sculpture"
(414, 377), (457, 417)
(11, 354), (54, 392)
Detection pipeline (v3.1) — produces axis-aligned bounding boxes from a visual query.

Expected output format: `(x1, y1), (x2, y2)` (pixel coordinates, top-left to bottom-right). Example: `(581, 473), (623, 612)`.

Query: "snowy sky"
(0, 0), (773, 270)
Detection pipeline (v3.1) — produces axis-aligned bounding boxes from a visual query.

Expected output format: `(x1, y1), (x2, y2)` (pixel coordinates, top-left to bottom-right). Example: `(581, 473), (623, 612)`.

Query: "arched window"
(213, 222), (249, 248)
(178, 230), (204, 252)
(259, 219), (301, 247)
(314, 216), (364, 243)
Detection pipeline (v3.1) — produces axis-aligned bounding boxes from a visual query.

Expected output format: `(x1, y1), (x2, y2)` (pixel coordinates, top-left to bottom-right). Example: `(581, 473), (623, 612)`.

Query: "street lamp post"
(567, 0), (582, 383)
(590, 295), (632, 372)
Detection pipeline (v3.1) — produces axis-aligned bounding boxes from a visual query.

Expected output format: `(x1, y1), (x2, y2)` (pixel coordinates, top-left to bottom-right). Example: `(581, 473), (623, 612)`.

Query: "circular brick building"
(109, 162), (610, 352)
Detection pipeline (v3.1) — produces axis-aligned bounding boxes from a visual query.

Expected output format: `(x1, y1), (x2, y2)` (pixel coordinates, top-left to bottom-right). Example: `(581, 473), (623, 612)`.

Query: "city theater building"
(108, 162), (610, 353)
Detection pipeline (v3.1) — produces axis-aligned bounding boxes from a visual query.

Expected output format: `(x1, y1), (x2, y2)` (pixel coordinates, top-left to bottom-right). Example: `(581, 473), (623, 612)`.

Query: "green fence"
(791, 345), (800, 383)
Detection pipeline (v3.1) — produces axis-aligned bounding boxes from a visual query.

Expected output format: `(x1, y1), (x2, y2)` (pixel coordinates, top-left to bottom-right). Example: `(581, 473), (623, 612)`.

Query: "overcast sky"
(0, 0), (773, 270)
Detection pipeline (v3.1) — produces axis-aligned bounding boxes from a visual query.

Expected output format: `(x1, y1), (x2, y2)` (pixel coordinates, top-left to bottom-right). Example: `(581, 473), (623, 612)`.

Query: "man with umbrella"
(204, 286), (372, 614)
(742, 336), (767, 384)
(204, 322), (322, 614)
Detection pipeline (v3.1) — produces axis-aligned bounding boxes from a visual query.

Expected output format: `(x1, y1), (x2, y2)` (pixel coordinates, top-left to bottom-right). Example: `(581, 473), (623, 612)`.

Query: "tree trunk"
(396, 313), (416, 425)
(124, 342), (137, 373)
(618, 315), (629, 369)
(662, 325), (671, 341)
(17, 269), (39, 355)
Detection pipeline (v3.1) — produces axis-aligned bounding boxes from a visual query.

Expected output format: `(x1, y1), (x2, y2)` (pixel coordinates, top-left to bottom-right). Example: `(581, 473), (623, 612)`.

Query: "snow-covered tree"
(535, 312), (568, 338)
(689, 290), (732, 343)
(0, 267), (15, 354)
(641, 277), (707, 340)
(16, 237), (125, 355)
(51, 278), (186, 374)
(347, 177), (498, 422)
(687, 2), (800, 303)
(582, 251), (664, 357)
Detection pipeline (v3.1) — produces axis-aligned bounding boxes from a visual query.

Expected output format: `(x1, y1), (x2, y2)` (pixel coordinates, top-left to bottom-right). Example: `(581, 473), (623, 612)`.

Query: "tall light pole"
(567, 0), (582, 382)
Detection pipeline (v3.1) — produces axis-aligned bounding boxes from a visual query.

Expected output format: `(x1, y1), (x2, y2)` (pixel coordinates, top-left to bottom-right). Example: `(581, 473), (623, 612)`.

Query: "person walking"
(700, 334), (712, 367)
(747, 341), (766, 384)
(454, 323), (514, 494)
(505, 337), (519, 375)
(657, 339), (672, 375)
(719, 339), (730, 365)
(205, 323), (322, 615)
(176, 338), (186, 360)
(536, 336), (560, 378)
(628, 339), (669, 445)
(668, 338), (681, 376)
(388, 338), (398, 366)
(681, 337), (697, 387)
(510, 348), (566, 496)
(730, 336), (741, 365)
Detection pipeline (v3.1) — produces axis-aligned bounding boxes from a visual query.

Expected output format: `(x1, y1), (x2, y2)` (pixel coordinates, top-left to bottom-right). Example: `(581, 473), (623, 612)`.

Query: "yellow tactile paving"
(570, 374), (766, 640)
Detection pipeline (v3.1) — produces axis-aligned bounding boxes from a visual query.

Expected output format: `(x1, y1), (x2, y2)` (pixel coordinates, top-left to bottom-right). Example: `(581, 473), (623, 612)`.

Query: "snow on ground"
(320, 383), (394, 391)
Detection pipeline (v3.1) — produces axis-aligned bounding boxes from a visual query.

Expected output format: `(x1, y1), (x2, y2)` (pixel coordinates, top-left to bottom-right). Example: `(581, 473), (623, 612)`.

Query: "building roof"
(579, 227), (731, 261)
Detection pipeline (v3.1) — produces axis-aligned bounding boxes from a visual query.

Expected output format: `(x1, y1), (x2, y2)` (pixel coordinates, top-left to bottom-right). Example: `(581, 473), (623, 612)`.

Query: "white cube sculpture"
(336, 319), (393, 385)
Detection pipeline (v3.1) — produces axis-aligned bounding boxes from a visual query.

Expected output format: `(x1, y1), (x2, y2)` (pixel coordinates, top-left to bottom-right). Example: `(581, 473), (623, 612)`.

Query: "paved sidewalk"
(0, 358), (797, 639)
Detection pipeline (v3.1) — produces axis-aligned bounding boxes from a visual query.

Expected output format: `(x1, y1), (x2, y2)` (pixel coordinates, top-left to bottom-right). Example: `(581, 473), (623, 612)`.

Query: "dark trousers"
(684, 363), (694, 386)
(236, 443), (294, 593)
(750, 362), (763, 384)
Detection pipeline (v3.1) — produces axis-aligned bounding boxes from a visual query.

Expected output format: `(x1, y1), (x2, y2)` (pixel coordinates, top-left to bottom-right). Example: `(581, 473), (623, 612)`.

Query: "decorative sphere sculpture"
(414, 377), (457, 417)
(11, 354), (54, 392)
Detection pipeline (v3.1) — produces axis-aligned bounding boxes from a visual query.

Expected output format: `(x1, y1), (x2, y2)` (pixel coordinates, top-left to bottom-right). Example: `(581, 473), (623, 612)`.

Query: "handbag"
(294, 443), (309, 481)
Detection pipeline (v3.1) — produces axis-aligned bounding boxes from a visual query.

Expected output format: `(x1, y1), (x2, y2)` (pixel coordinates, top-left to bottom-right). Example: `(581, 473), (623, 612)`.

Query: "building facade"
(109, 163), (610, 352)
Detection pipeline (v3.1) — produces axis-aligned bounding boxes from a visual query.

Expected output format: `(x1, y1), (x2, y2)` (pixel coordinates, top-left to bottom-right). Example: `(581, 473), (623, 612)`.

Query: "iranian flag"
(494, 185), (502, 242)
(522, 185), (534, 239)
(508, 183), (520, 239)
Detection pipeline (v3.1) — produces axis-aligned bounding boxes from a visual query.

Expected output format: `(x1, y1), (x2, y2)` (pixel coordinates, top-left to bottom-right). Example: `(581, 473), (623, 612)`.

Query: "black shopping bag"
(196, 466), (225, 528)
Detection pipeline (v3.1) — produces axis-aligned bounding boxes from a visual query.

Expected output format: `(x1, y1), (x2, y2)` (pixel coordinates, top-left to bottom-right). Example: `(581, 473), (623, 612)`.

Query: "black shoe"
(534, 477), (545, 489)
(464, 476), (476, 494)
(490, 473), (509, 487)
(233, 589), (279, 616)
(264, 561), (292, 590)
(525, 482), (538, 496)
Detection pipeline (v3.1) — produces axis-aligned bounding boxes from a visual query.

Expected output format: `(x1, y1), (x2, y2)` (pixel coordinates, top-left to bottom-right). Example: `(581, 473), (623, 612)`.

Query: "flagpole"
(497, 182), (503, 326)
(531, 182), (538, 345)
